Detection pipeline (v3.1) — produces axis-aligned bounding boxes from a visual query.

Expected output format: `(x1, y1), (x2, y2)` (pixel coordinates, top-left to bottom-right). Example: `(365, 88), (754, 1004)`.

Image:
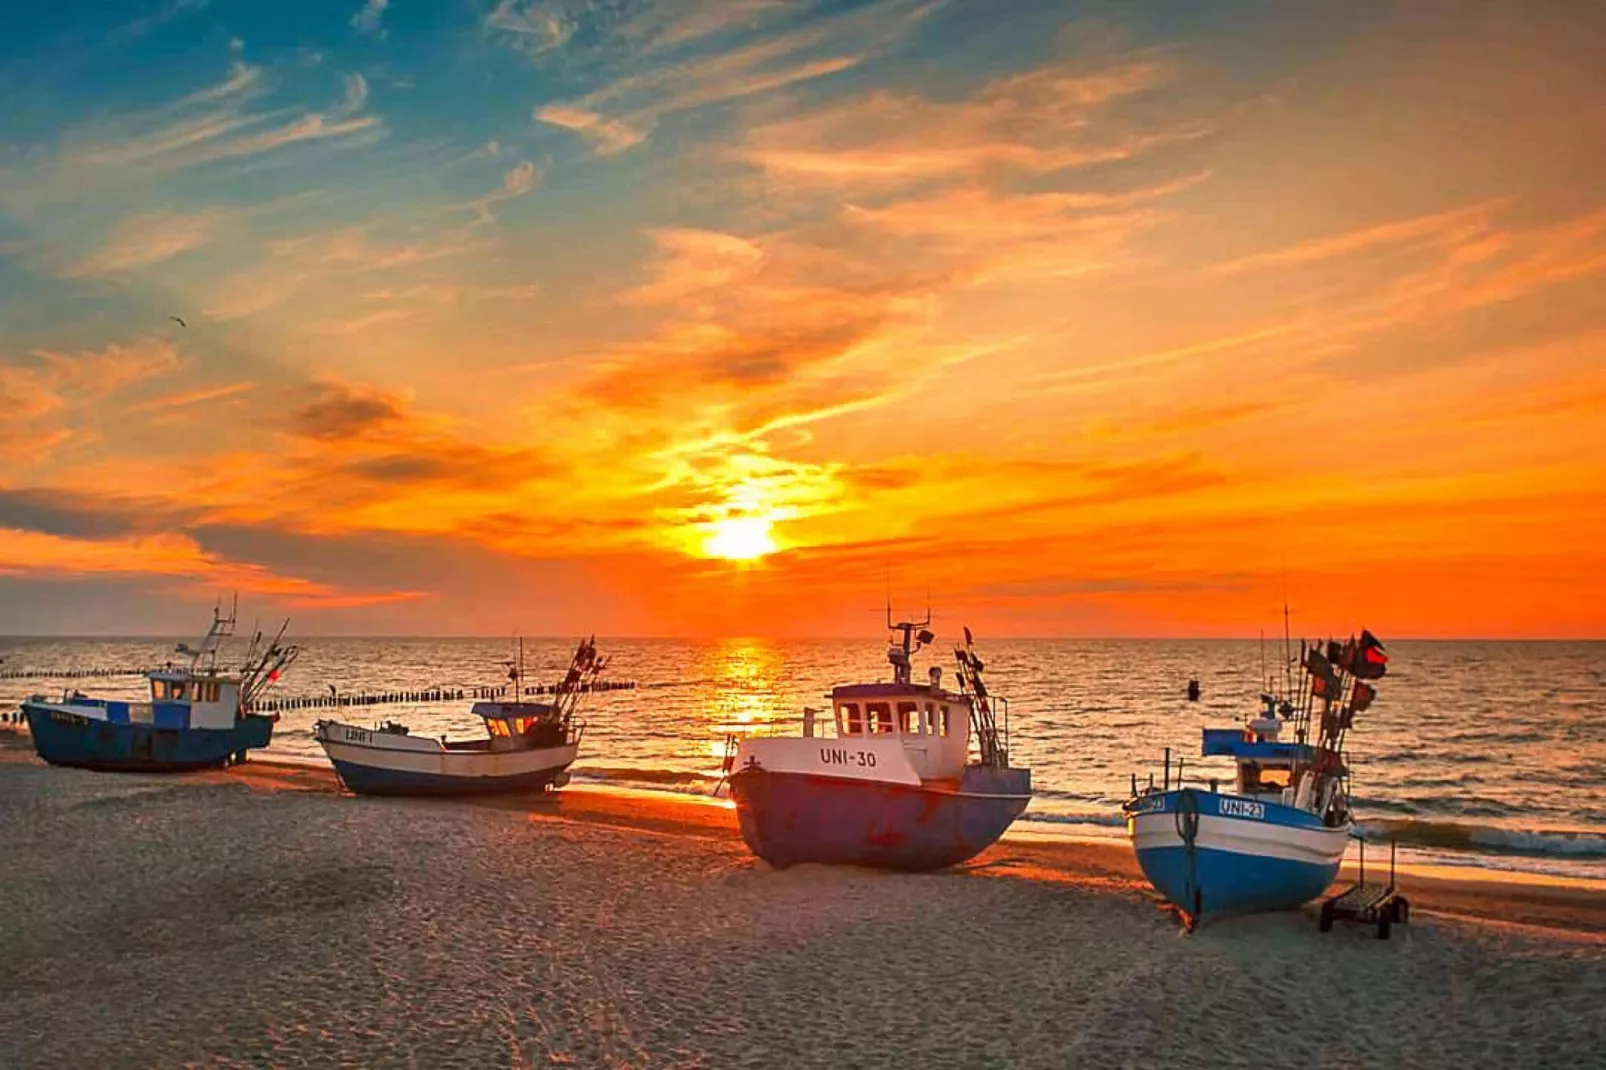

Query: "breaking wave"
(1356, 819), (1606, 859)
(1017, 810), (1126, 829)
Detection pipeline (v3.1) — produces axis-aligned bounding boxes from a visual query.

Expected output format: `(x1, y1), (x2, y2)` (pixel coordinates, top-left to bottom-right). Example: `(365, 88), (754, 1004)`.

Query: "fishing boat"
(722, 613), (1032, 871)
(21, 598), (298, 772)
(1124, 627), (1389, 926)
(313, 637), (605, 797)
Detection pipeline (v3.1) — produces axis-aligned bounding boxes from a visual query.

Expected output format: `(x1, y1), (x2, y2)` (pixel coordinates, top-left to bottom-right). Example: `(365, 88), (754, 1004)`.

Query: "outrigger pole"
(954, 627), (1006, 768)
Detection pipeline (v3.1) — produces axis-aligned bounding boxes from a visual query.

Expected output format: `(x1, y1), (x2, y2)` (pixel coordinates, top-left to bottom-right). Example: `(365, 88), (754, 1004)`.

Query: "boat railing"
(716, 709), (839, 741)
(1128, 747), (1240, 797)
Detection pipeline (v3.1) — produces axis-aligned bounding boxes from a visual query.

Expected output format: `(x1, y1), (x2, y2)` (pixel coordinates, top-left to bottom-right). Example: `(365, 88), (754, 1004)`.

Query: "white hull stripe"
(321, 739), (578, 779)
(1129, 810), (1350, 866)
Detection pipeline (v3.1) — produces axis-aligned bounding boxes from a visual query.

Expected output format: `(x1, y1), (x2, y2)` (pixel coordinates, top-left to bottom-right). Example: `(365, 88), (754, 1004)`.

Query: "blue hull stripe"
(730, 768), (1031, 872)
(329, 758), (570, 797)
(23, 704), (273, 772)
(1134, 843), (1338, 916)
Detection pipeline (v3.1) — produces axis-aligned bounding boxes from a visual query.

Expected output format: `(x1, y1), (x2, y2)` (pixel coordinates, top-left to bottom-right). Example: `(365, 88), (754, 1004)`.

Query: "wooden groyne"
(247, 679), (636, 715)
(0, 667), (153, 681)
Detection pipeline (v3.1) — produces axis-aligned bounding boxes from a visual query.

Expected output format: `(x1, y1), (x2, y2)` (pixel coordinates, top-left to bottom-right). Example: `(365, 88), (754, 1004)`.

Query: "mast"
(1282, 601), (1292, 708)
(183, 594), (238, 674)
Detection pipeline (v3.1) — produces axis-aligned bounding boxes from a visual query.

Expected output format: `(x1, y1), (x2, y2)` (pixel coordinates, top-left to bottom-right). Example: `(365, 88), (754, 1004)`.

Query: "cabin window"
(152, 680), (169, 700)
(841, 703), (862, 735)
(924, 703), (936, 734)
(866, 702), (893, 735)
(938, 706), (950, 737)
(896, 702), (920, 734)
(1244, 766), (1290, 792)
(171, 682), (187, 701)
(199, 682), (219, 703)
(488, 719), (511, 738)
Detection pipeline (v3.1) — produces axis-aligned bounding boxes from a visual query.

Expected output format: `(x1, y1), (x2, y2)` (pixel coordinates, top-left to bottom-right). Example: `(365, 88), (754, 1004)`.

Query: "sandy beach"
(1, 741), (1602, 1069)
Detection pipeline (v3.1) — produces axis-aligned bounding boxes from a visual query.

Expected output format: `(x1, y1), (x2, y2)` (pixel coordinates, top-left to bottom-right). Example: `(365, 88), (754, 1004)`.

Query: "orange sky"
(0, 2), (1603, 637)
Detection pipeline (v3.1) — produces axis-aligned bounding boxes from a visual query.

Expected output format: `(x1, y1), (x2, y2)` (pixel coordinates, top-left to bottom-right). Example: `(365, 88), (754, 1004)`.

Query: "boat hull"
(21, 703), (274, 772)
(1125, 788), (1349, 918)
(729, 764), (1031, 871)
(319, 734), (579, 797)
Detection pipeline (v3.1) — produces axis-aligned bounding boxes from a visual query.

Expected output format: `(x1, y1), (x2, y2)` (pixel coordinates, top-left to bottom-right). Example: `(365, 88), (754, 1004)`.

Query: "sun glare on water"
(704, 516), (777, 561)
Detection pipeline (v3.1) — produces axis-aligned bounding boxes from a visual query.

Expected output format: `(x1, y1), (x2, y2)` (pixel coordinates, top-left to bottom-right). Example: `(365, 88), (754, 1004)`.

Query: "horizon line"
(1, 633), (1602, 643)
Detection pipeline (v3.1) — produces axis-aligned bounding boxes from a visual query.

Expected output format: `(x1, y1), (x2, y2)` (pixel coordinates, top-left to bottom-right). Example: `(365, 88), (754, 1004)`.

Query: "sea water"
(3, 636), (1601, 880)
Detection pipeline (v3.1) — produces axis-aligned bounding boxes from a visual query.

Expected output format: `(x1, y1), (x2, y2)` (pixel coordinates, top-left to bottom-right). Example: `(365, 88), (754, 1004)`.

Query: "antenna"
(1283, 600), (1293, 704)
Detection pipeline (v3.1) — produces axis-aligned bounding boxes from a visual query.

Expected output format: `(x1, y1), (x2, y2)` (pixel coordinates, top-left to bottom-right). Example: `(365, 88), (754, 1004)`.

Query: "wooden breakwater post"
(247, 679), (639, 715)
(0, 667), (153, 681)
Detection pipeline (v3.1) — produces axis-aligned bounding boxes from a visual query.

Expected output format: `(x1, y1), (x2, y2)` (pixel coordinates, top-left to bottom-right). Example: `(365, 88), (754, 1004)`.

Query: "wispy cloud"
(339, 72), (370, 115)
(454, 160), (541, 226)
(485, 0), (576, 54)
(529, 0), (936, 154)
(0, 343), (180, 466)
(62, 209), (226, 277)
(534, 104), (649, 155)
(125, 381), (256, 415)
(740, 51), (1191, 185)
(64, 59), (381, 175)
(1210, 199), (1509, 274)
(351, 0), (389, 39)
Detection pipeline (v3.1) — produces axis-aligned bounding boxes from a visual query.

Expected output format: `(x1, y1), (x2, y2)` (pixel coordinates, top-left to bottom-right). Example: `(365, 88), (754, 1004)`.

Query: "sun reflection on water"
(700, 638), (791, 775)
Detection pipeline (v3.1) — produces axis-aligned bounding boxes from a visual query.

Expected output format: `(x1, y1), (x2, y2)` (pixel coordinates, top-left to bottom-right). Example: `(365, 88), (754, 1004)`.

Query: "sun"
(704, 516), (777, 561)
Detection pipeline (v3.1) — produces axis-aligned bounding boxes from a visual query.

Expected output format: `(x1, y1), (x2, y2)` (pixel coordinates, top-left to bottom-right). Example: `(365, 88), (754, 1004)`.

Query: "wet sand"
(1, 740), (1603, 1068)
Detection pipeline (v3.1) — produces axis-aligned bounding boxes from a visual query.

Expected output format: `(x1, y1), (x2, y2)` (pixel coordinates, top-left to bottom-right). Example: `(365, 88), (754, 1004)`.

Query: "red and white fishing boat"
(723, 614), (1032, 871)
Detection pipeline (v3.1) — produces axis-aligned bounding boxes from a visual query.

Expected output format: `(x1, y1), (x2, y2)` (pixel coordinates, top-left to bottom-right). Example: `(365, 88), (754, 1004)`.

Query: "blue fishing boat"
(313, 637), (603, 797)
(21, 598), (298, 772)
(723, 614), (1032, 871)
(1124, 627), (1389, 926)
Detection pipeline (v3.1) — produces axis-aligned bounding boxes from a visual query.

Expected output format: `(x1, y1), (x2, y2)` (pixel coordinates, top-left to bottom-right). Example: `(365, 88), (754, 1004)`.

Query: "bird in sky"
(168, 315), (187, 328)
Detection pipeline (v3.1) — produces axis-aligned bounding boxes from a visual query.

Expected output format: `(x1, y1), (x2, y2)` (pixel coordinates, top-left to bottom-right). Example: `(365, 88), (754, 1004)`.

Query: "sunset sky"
(1, 0), (1603, 638)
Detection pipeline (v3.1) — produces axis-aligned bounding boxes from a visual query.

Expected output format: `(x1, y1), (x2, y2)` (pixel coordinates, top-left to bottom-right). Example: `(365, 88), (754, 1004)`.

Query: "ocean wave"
(1356, 819), (1606, 858)
(573, 765), (719, 789)
(1017, 811), (1126, 828)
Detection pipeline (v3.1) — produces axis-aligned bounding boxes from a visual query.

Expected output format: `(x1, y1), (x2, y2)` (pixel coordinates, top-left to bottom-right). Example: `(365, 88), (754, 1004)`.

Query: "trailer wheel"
(1392, 898), (1410, 924)
(1377, 911), (1392, 940)
(1319, 901), (1335, 933)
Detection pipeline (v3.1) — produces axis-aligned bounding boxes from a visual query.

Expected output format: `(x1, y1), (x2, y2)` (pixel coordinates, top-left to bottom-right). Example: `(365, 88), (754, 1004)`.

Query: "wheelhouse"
(470, 700), (572, 751)
(827, 685), (961, 740)
(1201, 699), (1313, 800)
(146, 670), (243, 730)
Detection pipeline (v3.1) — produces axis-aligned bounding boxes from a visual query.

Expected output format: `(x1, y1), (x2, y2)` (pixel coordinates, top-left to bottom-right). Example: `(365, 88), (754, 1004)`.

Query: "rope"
(1175, 788), (1202, 929)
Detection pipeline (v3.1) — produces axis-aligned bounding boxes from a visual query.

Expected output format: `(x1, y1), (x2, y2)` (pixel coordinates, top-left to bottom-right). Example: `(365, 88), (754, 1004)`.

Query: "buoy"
(1187, 679), (1201, 702)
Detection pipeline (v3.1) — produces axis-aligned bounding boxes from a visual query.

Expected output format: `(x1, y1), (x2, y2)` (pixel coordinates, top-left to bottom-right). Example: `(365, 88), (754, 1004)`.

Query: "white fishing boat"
(313, 637), (606, 797)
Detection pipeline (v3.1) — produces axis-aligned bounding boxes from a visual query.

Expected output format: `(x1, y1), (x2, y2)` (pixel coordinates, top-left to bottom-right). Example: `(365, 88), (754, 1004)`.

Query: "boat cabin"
(469, 701), (571, 751)
(147, 670), (242, 730)
(807, 673), (972, 780)
(1200, 701), (1312, 801)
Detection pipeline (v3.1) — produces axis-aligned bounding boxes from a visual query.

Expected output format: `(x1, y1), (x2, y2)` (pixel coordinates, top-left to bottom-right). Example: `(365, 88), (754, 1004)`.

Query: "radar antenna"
(885, 599), (934, 686)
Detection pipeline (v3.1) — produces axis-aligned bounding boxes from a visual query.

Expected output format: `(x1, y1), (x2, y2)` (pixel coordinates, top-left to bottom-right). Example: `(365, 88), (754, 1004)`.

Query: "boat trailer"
(1319, 836), (1409, 939)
